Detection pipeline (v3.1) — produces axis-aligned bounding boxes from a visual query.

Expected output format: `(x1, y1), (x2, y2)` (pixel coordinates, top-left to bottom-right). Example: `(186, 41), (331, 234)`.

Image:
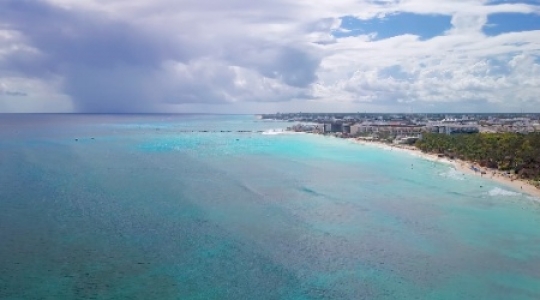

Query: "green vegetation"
(416, 133), (540, 184)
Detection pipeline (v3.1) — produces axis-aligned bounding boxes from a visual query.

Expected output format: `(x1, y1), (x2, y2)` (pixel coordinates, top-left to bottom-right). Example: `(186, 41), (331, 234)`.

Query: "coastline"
(350, 138), (540, 200)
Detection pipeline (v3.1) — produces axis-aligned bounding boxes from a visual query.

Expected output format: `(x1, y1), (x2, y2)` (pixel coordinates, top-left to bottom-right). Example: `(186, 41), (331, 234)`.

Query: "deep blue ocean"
(1, 114), (539, 299)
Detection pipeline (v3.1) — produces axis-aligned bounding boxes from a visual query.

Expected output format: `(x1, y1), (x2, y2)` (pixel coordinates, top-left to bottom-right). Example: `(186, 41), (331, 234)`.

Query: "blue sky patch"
(484, 13), (540, 36)
(487, 0), (540, 5)
(333, 13), (452, 40)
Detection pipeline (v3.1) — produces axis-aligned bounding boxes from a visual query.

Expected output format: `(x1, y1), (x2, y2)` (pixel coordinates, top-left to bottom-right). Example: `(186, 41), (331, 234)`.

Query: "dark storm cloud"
(0, 0), (186, 111)
(225, 44), (321, 88)
(258, 47), (320, 88)
(0, 0), (322, 112)
(1, 0), (185, 68)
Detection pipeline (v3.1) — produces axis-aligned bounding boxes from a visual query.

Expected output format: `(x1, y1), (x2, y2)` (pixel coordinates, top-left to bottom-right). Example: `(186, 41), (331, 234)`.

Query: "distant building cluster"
(260, 113), (540, 143)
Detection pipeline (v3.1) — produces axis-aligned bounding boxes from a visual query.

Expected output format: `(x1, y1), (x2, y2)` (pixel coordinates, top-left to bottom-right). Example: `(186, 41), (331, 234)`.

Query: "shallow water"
(1, 114), (539, 299)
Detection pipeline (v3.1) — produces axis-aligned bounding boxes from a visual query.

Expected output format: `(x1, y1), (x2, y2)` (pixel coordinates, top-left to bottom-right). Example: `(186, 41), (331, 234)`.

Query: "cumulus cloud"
(0, 0), (539, 112)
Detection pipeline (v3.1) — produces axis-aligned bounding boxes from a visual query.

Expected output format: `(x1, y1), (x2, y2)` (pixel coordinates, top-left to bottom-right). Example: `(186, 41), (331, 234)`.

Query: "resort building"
(428, 124), (480, 135)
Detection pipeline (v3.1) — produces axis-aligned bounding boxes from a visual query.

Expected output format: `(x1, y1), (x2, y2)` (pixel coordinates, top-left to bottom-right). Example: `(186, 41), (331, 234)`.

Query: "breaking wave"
(487, 187), (521, 197)
(527, 196), (540, 203)
(261, 129), (304, 135)
(438, 167), (465, 181)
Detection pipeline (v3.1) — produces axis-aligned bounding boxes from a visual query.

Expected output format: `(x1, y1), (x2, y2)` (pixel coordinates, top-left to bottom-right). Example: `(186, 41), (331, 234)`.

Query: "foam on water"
(438, 167), (466, 181)
(487, 187), (522, 197)
(261, 128), (304, 135)
(527, 196), (540, 203)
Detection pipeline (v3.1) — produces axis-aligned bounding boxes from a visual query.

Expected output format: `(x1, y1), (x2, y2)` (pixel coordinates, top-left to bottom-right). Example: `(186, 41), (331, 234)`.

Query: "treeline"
(415, 133), (540, 181)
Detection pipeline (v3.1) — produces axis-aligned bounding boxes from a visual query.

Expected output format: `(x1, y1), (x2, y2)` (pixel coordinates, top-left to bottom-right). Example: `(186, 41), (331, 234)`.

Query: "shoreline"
(350, 138), (540, 199)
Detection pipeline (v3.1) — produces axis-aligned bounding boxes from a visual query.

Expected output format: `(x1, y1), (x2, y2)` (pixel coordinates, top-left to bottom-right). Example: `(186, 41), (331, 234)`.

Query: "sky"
(0, 0), (540, 113)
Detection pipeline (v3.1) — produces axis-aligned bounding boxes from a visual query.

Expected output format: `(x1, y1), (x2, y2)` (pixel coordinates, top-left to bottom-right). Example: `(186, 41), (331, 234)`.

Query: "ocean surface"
(1, 114), (539, 300)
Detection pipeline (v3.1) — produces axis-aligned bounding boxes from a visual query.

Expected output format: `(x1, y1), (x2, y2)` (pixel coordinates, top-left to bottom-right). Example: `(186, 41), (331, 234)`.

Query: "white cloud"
(0, 0), (539, 112)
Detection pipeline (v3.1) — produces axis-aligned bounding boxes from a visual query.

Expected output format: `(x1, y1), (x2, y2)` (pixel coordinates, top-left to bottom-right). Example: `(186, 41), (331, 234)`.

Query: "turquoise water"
(1, 114), (539, 299)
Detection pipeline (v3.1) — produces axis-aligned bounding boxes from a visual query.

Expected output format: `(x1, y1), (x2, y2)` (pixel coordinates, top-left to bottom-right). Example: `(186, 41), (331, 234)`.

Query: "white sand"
(350, 138), (540, 199)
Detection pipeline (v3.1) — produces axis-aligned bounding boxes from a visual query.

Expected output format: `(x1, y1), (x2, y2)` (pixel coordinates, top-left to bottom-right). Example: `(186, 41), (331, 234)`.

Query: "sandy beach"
(351, 138), (540, 199)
